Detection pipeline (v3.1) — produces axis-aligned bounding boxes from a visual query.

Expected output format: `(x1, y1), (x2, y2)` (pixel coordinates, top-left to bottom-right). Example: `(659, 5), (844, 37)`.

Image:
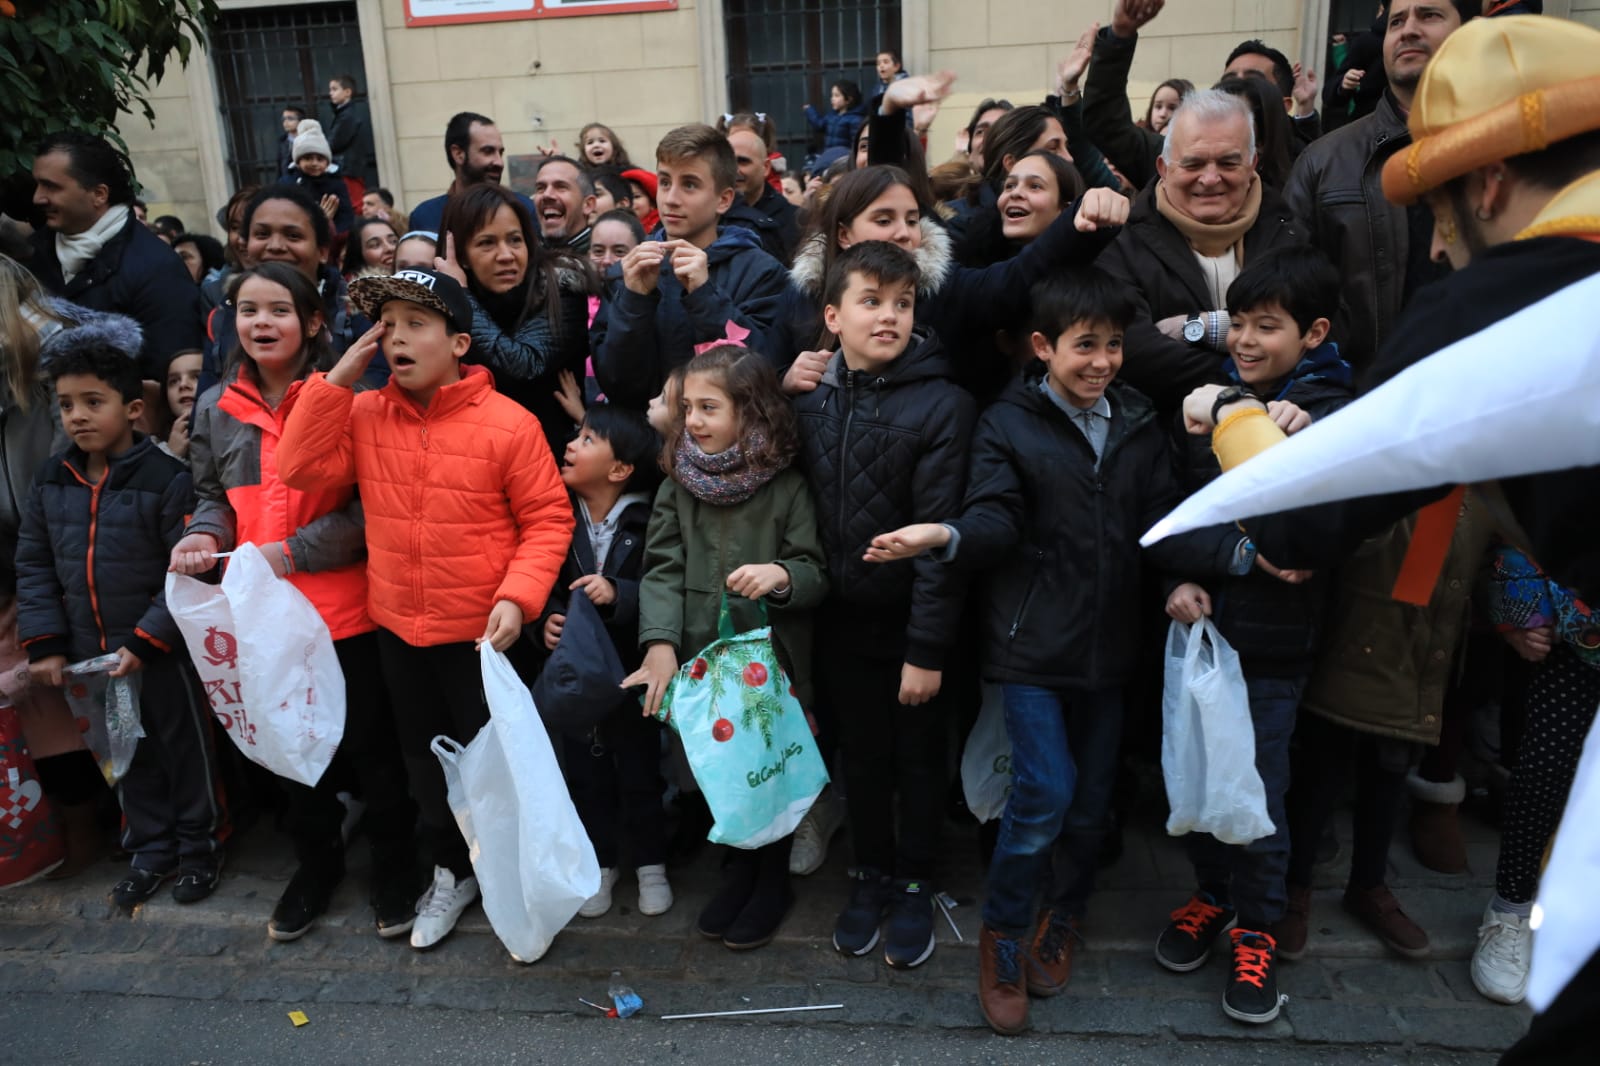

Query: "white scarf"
(54, 204), (130, 285)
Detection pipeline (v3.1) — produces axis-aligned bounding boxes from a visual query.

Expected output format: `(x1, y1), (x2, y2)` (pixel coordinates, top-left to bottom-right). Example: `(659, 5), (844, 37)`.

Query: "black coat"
(27, 211), (203, 381)
(539, 492), (652, 675)
(327, 99), (378, 187)
(794, 331), (976, 668)
(722, 184), (799, 266)
(951, 372), (1239, 689)
(279, 169), (354, 236)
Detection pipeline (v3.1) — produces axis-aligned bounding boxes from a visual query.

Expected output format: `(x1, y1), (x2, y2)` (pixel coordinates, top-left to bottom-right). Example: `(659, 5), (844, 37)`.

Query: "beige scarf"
(1155, 177), (1262, 258)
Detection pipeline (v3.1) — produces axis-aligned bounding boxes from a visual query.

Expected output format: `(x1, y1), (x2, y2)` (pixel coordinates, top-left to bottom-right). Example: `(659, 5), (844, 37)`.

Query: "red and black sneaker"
(1222, 928), (1282, 1024)
(1155, 891), (1236, 972)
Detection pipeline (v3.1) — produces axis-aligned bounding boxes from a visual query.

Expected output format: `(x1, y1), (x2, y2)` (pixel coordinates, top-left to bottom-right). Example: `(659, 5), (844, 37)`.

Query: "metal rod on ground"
(936, 893), (964, 942)
(661, 1004), (845, 1021)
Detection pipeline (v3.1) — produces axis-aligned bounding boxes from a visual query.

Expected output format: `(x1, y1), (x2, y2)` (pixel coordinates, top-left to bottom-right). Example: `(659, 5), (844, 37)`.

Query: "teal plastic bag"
(656, 598), (828, 849)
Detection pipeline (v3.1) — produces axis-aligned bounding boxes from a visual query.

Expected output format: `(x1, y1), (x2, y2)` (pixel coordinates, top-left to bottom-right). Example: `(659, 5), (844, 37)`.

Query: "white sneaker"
(789, 788), (845, 876)
(409, 866), (478, 950)
(1471, 901), (1532, 1004)
(636, 864), (674, 916)
(579, 867), (621, 919)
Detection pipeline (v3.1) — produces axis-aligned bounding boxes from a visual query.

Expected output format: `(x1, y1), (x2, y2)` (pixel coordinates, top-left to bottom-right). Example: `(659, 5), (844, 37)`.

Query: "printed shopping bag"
(432, 644), (600, 963)
(166, 543), (344, 786)
(0, 703), (63, 887)
(61, 654), (143, 786)
(961, 683), (1011, 823)
(656, 596), (828, 849)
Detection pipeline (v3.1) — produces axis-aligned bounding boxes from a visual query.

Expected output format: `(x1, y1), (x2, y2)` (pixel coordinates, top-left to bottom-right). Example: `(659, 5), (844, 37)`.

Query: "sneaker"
(1471, 902), (1532, 1004)
(636, 864), (673, 917)
(111, 865), (175, 910)
(171, 857), (224, 904)
(1273, 884), (1312, 961)
(1155, 891), (1236, 973)
(409, 866), (478, 950)
(977, 924), (1028, 1035)
(1342, 884), (1429, 959)
(883, 879), (936, 970)
(832, 868), (890, 957)
(269, 858), (345, 942)
(1222, 928), (1282, 1024)
(372, 878), (418, 939)
(1027, 909), (1079, 997)
(579, 867), (621, 919)
(789, 789), (845, 876)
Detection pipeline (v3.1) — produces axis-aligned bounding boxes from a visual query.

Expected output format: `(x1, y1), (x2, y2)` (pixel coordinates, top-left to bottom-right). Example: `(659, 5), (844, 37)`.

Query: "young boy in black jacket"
(867, 269), (1245, 1035)
(794, 241), (976, 971)
(539, 405), (670, 921)
(16, 343), (225, 911)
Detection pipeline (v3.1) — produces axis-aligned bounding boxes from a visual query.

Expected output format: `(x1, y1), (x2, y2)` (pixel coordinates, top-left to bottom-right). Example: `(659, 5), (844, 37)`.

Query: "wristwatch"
(1210, 385), (1255, 426)
(1183, 314), (1206, 344)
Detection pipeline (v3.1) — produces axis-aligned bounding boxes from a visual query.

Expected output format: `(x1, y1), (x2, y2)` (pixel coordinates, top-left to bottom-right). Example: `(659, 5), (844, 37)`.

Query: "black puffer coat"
(794, 330), (976, 667)
(16, 436), (194, 665)
(951, 370), (1239, 689)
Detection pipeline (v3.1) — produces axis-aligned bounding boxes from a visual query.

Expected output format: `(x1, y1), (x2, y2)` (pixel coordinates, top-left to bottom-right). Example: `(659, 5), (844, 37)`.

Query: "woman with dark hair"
(173, 233), (227, 286)
(1141, 78), (1194, 133)
(436, 183), (590, 457)
(341, 217), (399, 279)
(201, 185), (260, 312)
(1219, 74), (1295, 188)
(962, 98), (1014, 170)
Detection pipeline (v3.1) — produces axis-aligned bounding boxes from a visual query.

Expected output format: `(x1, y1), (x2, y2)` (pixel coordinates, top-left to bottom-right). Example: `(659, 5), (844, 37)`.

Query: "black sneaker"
(1222, 928), (1282, 1024)
(883, 879), (936, 970)
(269, 858), (345, 942)
(171, 857), (224, 904)
(112, 865), (175, 910)
(832, 869), (890, 957)
(1156, 891), (1237, 973)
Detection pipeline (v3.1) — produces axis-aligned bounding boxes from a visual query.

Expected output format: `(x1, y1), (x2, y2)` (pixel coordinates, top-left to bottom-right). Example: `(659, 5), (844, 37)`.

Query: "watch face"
(1183, 320), (1205, 342)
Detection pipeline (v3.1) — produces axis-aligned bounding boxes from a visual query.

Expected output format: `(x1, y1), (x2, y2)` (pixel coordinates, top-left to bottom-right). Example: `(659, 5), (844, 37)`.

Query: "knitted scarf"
(673, 432), (786, 506)
(1155, 176), (1262, 258)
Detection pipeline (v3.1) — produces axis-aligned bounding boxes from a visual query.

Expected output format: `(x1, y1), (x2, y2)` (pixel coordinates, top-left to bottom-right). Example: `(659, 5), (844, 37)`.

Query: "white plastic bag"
(62, 654), (143, 786)
(432, 644), (600, 963)
(961, 683), (1012, 823)
(1160, 619), (1274, 845)
(165, 543), (345, 787)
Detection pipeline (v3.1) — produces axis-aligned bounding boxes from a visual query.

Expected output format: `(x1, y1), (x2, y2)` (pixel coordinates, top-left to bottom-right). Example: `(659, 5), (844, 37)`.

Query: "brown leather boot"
(1343, 884), (1430, 958)
(45, 801), (102, 880)
(1026, 909), (1078, 997)
(1407, 772), (1468, 874)
(1273, 884), (1312, 961)
(978, 924), (1029, 1035)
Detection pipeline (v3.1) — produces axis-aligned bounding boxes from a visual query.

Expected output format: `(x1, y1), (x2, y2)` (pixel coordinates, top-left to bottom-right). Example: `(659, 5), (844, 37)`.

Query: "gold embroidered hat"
(1381, 15), (1600, 206)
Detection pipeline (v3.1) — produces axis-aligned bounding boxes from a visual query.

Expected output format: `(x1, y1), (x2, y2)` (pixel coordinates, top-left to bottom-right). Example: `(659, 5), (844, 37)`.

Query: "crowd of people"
(1, 2), (1596, 1056)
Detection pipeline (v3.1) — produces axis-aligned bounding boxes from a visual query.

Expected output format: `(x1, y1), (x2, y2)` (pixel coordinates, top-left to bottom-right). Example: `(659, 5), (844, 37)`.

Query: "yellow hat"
(1381, 15), (1600, 205)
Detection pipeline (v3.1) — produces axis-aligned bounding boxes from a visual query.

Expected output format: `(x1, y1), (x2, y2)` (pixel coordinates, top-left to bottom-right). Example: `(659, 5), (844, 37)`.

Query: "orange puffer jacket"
(277, 364), (572, 647)
(186, 375), (372, 641)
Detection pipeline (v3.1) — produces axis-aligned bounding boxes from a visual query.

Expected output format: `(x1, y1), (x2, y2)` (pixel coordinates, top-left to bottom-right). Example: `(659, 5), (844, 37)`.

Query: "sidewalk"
(0, 795), (1529, 1055)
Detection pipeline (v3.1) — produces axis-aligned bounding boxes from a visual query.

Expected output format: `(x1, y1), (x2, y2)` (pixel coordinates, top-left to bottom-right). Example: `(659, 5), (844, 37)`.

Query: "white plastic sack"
(1160, 620), (1274, 845)
(961, 683), (1012, 823)
(62, 654), (143, 786)
(432, 644), (600, 963)
(165, 543), (345, 787)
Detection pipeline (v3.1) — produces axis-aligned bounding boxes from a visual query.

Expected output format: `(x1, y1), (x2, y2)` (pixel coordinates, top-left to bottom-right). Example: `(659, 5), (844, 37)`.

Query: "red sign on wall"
(405, 0), (677, 26)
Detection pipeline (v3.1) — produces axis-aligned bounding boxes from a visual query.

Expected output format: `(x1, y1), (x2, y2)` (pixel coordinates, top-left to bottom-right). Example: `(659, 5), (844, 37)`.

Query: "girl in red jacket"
(277, 267), (573, 952)
(170, 262), (419, 943)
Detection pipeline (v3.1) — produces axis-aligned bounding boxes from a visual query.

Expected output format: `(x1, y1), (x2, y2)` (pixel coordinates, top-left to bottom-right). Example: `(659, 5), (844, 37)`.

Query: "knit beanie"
(293, 120), (333, 163)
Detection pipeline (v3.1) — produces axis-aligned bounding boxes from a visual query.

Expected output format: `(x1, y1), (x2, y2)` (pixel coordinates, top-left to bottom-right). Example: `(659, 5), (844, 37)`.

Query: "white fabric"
(1528, 700), (1600, 1010)
(1194, 248), (1240, 308)
(53, 204), (129, 285)
(1141, 271), (1600, 546)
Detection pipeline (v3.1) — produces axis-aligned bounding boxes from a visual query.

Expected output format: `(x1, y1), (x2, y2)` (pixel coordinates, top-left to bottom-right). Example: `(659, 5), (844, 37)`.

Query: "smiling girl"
(578, 122), (633, 172)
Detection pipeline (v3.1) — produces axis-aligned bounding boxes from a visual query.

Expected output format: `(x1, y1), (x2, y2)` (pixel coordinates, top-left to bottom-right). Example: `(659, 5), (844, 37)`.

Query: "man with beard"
(532, 155), (595, 257)
(408, 112), (535, 234)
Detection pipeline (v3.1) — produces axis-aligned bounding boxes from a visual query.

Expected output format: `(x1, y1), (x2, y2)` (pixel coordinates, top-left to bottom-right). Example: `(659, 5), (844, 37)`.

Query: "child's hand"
(881, 70), (957, 115)
(167, 413), (191, 458)
(1181, 384), (1228, 434)
(27, 655), (66, 688)
(1265, 400), (1312, 435)
(1165, 582), (1213, 624)
(543, 613), (565, 651)
(622, 643), (678, 719)
(432, 231), (469, 287)
(319, 194), (339, 220)
(170, 532), (222, 574)
(726, 563), (788, 600)
(668, 241), (710, 294)
(326, 321), (387, 389)
(1504, 625), (1555, 663)
(1074, 187), (1130, 232)
(478, 599), (524, 653)
(110, 646), (143, 678)
(554, 369), (585, 424)
(782, 350), (830, 395)
(621, 243), (665, 296)
(864, 523), (951, 563)
(570, 574), (616, 606)
(1255, 553), (1312, 585)
(260, 541), (291, 579)
(899, 664), (942, 706)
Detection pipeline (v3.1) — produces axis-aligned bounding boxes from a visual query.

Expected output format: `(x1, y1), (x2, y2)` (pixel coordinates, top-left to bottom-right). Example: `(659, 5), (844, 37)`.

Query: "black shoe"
(696, 854), (759, 940)
(723, 873), (794, 950)
(172, 857), (224, 904)
(1222, 928), (1281, 1024)
(112, 865), (175, 910)
(832, 868), (890, 957)
(883, 879), (936, 970)
(1156, 891), (1237, 973)
(269, 857), (346, 942)
(372, 872), (420, 939)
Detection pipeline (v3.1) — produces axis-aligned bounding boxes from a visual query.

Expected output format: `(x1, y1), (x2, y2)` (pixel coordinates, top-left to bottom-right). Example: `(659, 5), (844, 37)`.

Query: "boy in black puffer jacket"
(794, 242), (976, 972)
(16, 342), (225, 912)
(865, 268), (1244, 1035)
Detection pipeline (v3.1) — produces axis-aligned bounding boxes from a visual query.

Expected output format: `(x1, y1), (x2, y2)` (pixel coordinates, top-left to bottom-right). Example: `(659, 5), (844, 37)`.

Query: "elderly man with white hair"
(1099, 88), (1313, 416)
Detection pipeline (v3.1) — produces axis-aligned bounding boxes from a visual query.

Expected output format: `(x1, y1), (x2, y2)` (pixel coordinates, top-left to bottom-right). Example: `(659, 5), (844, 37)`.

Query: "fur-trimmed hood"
(36, 300), (146, 370)
(787, 217), (954, 299)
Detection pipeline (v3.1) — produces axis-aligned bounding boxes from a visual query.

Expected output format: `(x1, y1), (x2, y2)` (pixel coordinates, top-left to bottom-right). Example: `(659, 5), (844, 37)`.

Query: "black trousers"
(282, 632), (416, 878)
(563, 711), (666, 869)
(1286, 712), (1410, 891)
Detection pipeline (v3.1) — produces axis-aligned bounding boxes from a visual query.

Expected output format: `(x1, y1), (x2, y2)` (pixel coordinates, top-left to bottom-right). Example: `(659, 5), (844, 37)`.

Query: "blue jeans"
(1184, 674), (1305, 930)
(982, 684), (1123, 937)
